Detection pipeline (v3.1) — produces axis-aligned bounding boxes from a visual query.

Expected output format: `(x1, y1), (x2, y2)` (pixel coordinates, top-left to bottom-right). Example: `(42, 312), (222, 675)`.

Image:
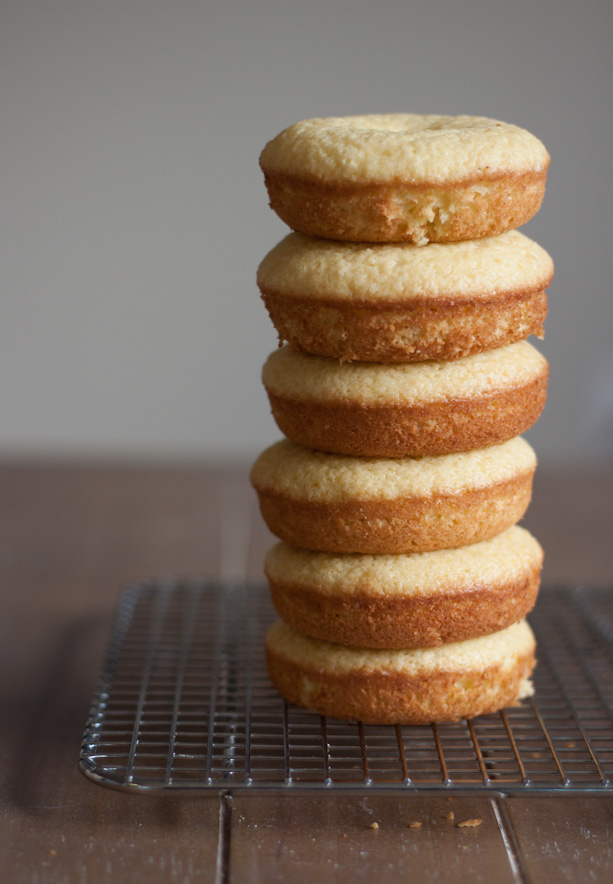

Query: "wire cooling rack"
(80, 582), (613, 794)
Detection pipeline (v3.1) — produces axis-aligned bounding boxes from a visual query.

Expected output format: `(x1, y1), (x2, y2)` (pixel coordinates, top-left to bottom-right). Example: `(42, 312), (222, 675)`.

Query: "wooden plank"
(0, 462), (224, 615)
(505, 797), (613, 884)
(2, 793), (221, 884)
(0, 609), (221, 883)
(229, 794), (520, 884)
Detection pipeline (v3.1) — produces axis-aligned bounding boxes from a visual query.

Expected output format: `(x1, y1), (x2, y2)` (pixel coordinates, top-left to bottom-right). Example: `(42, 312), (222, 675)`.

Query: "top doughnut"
(260, 114), (550, 244)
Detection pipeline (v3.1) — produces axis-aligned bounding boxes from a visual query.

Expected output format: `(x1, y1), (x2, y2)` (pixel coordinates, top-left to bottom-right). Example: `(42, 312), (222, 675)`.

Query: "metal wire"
(80, 583), (613, 794)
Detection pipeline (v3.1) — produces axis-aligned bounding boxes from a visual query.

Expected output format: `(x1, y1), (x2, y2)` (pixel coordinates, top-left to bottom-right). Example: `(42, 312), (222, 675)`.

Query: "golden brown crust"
(268, 567), (541, 649)
(255, 471), (535, 554)
(261, 288), (548, 363)
(263, 170), (547, 243)
(266, 372), (548, 458)
(265, 642), (536, 724)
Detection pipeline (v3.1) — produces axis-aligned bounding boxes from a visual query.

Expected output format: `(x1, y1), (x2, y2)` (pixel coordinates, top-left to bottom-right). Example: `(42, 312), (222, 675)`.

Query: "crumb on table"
(457, 818), (483, 828)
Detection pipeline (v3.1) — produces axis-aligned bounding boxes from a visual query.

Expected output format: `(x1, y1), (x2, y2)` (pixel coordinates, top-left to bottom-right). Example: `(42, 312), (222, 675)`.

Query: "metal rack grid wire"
(80, 582), (613, 794)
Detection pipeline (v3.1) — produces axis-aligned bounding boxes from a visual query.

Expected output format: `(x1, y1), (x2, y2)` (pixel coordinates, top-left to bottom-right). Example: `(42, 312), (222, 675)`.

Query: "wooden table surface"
(1, 461), (612, 883)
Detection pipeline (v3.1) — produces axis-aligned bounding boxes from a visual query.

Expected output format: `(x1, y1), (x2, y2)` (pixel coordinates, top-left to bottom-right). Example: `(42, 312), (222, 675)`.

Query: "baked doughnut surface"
(265, 619), (536, 724)
(260, 114), (550, 244)
(262, 341), (548, 457)
(250, 438), (536, 554)
(258, 231), (553, 363)
(265, 527), (543, 649)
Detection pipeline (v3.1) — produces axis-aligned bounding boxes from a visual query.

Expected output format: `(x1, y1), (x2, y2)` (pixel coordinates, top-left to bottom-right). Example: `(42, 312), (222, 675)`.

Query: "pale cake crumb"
(251, 436), (536, 503)
(266, 619), (535, 678)
(257, 231), (553, 305)
(457, 819), (483, 828)
(445, 812), (455, 820)
(261, 115), (550, 186)
(263, 341), (547, 406)
(369, 822), (379, 830)
(265, 527), (543, 600)
(408, 821), (422, 829)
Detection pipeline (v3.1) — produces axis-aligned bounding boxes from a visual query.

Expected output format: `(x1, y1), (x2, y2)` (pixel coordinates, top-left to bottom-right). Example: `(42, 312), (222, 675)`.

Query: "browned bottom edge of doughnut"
(268, 568), (541, 649)
(265, 643), (536, 725)
(266, 373), (548, 458)
(261, 288), (548, 363)
(263, 170), (547, 244)
(256, 471), (534, 554)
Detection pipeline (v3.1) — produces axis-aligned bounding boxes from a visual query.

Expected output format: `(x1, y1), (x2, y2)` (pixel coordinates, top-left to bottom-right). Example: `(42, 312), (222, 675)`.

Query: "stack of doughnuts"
(251, 115), (552, 724)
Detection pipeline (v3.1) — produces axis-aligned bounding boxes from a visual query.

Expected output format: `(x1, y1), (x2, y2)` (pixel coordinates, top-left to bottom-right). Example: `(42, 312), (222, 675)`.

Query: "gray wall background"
(1, 0), (611, 466)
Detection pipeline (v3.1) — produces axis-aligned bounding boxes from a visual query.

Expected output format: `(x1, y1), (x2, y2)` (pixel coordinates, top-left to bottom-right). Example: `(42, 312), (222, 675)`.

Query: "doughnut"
(260, 115), (550, 244)
(265, 527), (543, 649)
(257, 231), (553, 363)
(265, 619), (536, 724)
(250, 437), (536, 555)
(262, 341), (548, 458)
